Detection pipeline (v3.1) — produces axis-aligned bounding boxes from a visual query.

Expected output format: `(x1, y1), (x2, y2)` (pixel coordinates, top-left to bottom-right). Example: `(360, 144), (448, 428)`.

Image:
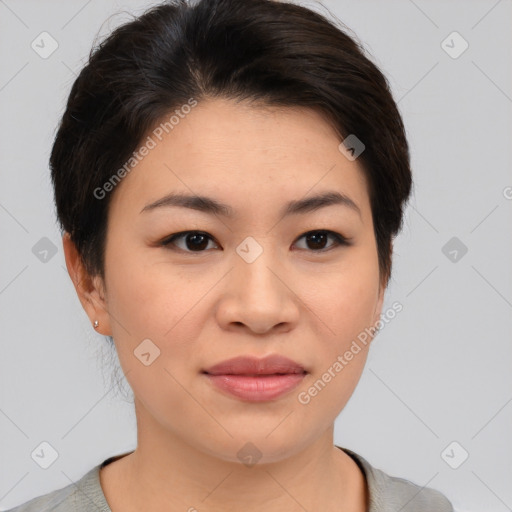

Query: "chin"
(192, 420), (323, 466)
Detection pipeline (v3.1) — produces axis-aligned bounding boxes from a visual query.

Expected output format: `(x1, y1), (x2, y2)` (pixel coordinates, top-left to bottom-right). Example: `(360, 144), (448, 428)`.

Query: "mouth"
(202, 354), (307, 402)
(203, 354), (306, 376)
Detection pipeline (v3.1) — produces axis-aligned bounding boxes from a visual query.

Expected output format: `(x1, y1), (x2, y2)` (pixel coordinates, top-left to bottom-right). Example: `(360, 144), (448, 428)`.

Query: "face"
(69, 97), (385, 464)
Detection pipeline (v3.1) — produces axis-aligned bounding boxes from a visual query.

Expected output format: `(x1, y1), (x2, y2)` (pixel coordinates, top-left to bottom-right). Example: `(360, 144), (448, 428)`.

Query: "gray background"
(1, 0), (511, 511)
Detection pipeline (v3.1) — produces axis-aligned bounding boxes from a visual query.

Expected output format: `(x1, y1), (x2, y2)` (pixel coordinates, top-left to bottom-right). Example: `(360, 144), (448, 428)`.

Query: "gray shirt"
(6, 446), (454, 511)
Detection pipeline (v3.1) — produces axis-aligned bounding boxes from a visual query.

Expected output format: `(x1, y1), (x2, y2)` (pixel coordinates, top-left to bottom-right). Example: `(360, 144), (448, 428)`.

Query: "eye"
(160, 229), (350, 253)
(160, 231), (219, 252)
(293, 230), (351, 252)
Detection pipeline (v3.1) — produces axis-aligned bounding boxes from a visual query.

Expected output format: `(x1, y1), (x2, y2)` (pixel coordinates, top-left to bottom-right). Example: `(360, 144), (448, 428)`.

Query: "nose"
(215, 252), (300, 335)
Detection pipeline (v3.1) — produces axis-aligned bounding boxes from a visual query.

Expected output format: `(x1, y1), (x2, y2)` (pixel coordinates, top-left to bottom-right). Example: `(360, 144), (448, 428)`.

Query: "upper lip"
(203, 355), (306, 376)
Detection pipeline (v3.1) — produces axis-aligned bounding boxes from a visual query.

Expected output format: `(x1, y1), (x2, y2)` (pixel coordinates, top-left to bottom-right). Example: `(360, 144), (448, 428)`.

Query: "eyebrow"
(140, 190), (361, 219)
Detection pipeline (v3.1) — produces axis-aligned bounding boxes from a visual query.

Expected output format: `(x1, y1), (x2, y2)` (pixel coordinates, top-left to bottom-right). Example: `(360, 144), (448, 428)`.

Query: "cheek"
(305, 256), (379, 349)
(104, 246), (209, 376)
(104, 257), (204, 423)
(104, 243), (178, 333)
(295, 266), (378, 418)
(301, 249), (379, 413)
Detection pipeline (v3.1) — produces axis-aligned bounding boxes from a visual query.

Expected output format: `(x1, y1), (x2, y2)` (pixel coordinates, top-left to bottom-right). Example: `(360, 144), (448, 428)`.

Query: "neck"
(101, 401), (368, 512)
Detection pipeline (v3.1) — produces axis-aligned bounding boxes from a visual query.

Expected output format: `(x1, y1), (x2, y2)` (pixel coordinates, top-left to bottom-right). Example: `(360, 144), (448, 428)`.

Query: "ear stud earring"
(93, 320), (99, 329)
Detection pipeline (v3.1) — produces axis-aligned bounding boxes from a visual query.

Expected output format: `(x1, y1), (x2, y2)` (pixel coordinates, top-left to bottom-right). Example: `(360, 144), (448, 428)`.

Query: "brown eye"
(160, 229), (350, 254)
(293, 230), (350, 252)
(161, 231), (218, 252)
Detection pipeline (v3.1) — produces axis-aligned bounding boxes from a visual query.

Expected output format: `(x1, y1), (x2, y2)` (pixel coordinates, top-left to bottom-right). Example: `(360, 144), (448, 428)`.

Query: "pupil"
(307, 231), (326, 250)
(187, 233), (208, 251)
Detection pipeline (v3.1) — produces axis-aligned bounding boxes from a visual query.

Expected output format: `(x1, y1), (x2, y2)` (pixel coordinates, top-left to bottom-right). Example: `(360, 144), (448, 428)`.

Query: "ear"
(62, 232), (112, 336)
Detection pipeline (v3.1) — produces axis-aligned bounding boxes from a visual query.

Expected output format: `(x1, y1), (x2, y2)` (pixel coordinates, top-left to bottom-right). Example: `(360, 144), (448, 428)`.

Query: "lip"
(204, 354), (306, 376)
(203, 355), (307, 402)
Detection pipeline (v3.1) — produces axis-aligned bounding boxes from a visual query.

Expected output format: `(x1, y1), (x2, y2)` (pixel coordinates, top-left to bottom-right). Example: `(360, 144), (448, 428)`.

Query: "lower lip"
(205, 373), (306, 402)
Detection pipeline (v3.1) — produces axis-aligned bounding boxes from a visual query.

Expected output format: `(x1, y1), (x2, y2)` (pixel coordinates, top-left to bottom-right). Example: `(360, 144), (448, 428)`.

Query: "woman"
(8, 0), (454, 510)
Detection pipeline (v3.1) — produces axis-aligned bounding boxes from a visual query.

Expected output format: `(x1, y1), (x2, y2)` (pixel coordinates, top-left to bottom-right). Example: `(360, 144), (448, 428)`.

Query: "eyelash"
(159, 230), (351, 254)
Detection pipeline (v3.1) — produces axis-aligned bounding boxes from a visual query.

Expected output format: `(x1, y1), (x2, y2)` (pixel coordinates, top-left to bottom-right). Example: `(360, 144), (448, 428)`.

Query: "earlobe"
(62, 233), (112, 336)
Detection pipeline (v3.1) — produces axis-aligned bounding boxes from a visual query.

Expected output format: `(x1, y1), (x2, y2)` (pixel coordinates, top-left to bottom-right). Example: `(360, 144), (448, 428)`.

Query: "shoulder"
(4, 464), (109, 512)
(340, 446), (454, 512)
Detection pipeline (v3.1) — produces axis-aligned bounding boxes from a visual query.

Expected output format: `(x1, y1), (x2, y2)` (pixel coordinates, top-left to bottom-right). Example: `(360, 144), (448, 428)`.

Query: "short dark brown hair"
(50, 0), (412, 287)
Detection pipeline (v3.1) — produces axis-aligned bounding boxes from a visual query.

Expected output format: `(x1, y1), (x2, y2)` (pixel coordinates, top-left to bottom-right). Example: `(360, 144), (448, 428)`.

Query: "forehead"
(108, 98), (371, 221)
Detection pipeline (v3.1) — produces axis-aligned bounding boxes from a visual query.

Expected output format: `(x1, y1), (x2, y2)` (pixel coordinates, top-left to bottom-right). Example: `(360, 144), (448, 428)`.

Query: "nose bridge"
(216, 235), (299, 334)
(233, 235), (282, 299)
(216, 227), (300, 334)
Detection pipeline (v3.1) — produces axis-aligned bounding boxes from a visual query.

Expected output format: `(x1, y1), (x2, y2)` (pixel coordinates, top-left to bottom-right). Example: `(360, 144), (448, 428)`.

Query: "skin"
(63, 97), (386, 512)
